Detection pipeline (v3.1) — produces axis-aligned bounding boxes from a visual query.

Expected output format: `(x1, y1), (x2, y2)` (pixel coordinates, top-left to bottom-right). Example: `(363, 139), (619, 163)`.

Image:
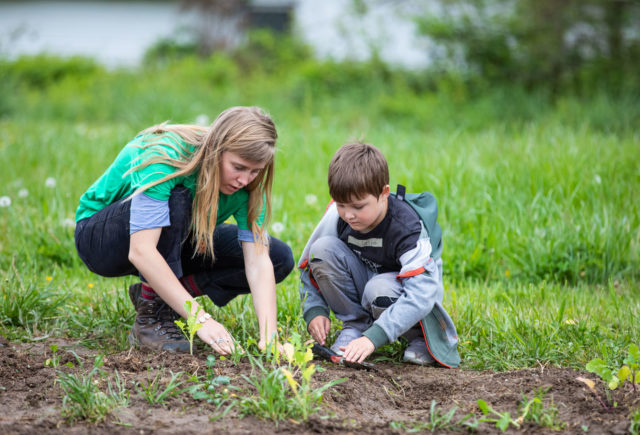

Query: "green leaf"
(586, 358), (606, 374)
(477, 399), (490, 415)
(497, 413), (511, 432)
(617, 365), (631, 383)
(608, 376), (620, 390)
(624, 344), (640, 368)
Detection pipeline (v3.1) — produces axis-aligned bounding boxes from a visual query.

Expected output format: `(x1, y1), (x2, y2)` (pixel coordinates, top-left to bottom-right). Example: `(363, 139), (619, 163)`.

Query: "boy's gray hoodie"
(298, 202), (460, 368)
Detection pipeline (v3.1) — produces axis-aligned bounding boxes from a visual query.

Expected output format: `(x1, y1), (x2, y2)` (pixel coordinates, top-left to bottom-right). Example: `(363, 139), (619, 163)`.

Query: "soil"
(0, 334), (637, 434)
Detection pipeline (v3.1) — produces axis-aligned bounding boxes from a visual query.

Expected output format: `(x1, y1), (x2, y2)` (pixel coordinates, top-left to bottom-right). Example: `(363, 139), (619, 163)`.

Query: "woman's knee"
(270, 238), (294, 282)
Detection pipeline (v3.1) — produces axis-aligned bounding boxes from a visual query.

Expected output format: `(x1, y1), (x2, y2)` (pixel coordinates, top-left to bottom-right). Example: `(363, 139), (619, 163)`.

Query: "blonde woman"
(74, 106), (294, 354)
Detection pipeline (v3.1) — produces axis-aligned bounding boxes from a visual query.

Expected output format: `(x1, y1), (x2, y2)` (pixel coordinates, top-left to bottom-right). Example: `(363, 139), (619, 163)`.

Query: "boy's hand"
(308, 316), (331, 345)
(340, 336), (375, 364)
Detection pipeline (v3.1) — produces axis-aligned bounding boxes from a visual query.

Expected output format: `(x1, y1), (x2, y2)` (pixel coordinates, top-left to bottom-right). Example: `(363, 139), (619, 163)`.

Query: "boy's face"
(335, 185), (390, 234)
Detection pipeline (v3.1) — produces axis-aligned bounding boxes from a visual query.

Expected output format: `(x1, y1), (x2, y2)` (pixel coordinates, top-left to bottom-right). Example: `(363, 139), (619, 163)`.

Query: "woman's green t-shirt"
(75, 132), (264, 229)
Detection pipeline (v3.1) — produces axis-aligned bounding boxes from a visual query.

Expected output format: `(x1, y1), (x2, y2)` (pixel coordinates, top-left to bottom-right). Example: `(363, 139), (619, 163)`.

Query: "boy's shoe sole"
(403, 336), (436, 366)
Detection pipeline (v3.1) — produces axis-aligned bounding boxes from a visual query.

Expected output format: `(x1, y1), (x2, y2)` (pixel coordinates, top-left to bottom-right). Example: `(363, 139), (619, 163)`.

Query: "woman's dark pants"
(74, 186), (295, 307)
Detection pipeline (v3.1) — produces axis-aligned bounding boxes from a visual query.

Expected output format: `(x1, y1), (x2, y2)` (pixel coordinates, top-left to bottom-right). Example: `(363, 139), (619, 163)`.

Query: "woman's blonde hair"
(129, 106), (277, 260)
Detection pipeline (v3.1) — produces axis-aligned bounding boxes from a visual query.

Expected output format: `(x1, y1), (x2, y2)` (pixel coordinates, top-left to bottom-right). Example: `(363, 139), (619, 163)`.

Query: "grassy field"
(0, 53), (638, 376)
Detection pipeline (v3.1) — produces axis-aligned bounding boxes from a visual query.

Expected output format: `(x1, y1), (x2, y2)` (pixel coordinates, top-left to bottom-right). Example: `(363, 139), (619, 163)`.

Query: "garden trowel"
(311, 343), (375, 370)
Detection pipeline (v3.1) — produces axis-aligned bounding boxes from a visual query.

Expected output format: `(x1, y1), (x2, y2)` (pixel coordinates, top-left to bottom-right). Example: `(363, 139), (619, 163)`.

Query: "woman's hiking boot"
(128, 291), (190, 354)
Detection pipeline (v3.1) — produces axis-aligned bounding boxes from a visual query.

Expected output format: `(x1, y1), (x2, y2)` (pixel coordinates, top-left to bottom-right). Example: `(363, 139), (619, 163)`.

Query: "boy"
(298, 143), (459, 367)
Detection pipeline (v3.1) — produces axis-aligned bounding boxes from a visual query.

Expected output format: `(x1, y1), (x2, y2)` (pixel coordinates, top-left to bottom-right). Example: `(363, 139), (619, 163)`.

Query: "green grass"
(0, 53), (638, 373)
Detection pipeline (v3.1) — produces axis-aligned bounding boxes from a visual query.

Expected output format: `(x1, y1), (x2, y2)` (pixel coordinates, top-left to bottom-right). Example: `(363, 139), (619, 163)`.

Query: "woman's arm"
(241, 241), (278, 349)
(129, 228), (235, 354)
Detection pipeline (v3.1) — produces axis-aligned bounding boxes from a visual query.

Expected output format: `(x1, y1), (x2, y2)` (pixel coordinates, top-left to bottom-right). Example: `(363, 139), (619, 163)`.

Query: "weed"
(0, 259), (64, 335)
(57, 355), (129, 423)
(238, 333), (346, 422)
(629, 409), (640, 435)
(137, 369), (185, 405)
(174, 300), (203, 355)
(517, 388), (566, 430)
(477, 399), (520, 432)
(581, 343), (640, 409)
(389, 400), (477, 432)
(188, 354), (237, 419)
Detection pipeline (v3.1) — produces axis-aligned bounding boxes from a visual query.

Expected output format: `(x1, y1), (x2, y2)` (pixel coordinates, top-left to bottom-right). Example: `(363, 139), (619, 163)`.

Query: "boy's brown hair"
(328, 142), (389, 203)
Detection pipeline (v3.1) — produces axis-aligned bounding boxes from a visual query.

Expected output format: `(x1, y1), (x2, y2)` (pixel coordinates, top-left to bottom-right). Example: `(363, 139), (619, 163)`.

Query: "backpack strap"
(396, 184), (406, 201)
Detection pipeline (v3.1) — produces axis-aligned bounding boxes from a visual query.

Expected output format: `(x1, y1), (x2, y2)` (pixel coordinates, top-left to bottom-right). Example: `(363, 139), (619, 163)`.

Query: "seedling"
(238, 333), (346, 422)
(174, 300), (203, 355)
(517, 388), (566, 430)
(188, 354), (237, 420)
(581, 343), (640, 409)
(389, 400), (477, 432)
(477, 399), (520, 432)
(137, 369), (185, 405)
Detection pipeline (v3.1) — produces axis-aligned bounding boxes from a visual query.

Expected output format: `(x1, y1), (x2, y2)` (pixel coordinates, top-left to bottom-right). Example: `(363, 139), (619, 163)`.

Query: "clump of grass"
(57, 355), (129, 423)
(137, 369), (185, 405)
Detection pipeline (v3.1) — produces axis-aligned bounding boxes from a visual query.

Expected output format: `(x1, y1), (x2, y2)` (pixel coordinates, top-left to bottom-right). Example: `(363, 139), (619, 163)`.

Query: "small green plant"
(389, 400), (477, 432)
(45, 344), (60, 368)
(174, 300), (203, 355)
(517, 388), (566, 430)
(582, 343), (640, 409)
(477, 399), (520, 432)
(238, 333), (346, 422)
(188, 354), (237, 420)
(57, 355), (129, 423)
(137, 369), (185, 405)
(629, 409), (640, 435)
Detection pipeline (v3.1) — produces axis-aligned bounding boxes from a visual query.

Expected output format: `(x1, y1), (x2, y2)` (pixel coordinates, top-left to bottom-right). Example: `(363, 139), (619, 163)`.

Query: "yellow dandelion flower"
(88, 283), (94, 288)
(505, 269), (511, 278)
(46, 276), (53, 282)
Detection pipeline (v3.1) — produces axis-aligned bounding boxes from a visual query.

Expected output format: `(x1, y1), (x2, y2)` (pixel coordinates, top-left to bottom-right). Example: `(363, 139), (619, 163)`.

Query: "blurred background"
(2, 0), (639, 89)
(0, 0), (638, 287)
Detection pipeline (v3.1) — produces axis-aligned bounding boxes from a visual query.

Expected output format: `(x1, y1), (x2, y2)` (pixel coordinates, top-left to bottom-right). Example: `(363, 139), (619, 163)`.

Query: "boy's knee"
(308, 235), (342, 262)
(362, 275), (400, 319)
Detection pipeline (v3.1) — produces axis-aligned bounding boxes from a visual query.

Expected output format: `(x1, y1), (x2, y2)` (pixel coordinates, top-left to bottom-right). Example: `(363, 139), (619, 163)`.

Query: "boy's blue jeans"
(74, 186), (294, 307)
(308, 235), (443, 336)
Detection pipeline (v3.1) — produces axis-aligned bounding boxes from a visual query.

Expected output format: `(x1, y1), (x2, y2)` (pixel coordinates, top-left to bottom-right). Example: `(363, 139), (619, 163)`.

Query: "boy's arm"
(362, 235), (442, 348)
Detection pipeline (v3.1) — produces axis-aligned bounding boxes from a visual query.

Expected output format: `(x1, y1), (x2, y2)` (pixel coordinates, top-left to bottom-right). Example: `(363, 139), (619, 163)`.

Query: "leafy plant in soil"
(579, 343), (640, 409)
(188, 354), (237, 420)
(174, 300), (204, 355)
(389, 400), (478, 432)
(238, 333), (346, 422)
(516, 388), (566, 430)
(477, 399), (520, 432)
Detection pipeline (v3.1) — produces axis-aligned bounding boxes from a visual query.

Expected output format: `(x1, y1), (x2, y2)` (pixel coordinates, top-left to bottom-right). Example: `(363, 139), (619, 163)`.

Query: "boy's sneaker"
(128, 293), (190, 354)
(330, 327), (363, 355)
(403, 336), (436, 366)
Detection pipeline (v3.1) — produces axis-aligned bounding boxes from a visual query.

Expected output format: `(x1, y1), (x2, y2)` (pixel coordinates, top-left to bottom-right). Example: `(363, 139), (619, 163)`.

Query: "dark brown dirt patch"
(0, 336), (637, 434)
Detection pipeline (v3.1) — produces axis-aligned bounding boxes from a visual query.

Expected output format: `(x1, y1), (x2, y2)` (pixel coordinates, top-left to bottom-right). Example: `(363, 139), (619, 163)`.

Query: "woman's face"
(219, 151), (266, 195)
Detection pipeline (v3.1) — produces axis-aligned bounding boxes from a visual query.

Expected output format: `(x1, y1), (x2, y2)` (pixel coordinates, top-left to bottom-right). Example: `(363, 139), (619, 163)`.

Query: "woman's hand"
(308, 316), (331, 345)
(197, 318), (235, 355)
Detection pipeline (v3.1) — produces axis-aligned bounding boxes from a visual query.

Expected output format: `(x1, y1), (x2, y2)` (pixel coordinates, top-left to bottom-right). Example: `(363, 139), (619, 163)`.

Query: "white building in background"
(0, 0), (432, 69)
